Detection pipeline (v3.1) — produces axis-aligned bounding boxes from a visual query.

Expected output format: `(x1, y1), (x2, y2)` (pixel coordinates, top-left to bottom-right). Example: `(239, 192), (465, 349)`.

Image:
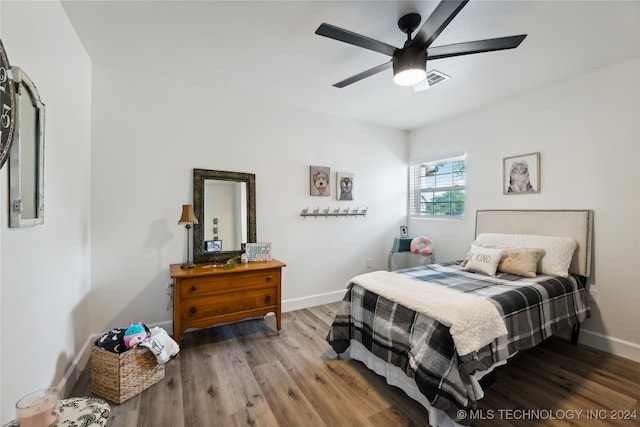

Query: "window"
(409, 155), (466, 219)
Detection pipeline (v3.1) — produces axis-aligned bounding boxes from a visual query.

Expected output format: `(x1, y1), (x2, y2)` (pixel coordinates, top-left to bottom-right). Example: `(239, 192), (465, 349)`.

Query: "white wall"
(408, 58), (640, 360)
(89, 64), (408, 334)
(0, 1), (92, 422)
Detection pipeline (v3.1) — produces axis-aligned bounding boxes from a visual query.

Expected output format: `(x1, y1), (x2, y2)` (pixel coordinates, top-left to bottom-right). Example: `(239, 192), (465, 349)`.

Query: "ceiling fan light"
(393, 47), (427, 86)
(394, 69), (427, 86)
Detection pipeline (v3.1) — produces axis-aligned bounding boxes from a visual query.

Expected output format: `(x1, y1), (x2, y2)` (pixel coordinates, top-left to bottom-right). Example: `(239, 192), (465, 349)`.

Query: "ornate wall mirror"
(193, 169), (256, 263)
(9, 66), (45, 228)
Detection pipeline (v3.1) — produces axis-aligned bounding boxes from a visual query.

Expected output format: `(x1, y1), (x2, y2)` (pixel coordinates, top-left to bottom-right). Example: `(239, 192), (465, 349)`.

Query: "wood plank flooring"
(70, 303), (640, 426)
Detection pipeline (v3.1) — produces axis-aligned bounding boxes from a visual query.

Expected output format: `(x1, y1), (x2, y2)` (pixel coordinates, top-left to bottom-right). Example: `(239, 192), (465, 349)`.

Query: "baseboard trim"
(579, 328), (640, 362)
(282, 289), (346, 313)
(57, 332), (101, 398)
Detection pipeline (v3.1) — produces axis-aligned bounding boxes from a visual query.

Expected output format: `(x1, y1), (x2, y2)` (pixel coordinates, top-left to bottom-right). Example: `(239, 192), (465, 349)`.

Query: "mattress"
(326, 262), (590, 426)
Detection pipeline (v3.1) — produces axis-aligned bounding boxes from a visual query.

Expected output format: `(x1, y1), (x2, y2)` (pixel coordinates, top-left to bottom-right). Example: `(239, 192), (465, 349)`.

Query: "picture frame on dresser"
(204, 239), (222, 253)
(246, 242), (272, 261)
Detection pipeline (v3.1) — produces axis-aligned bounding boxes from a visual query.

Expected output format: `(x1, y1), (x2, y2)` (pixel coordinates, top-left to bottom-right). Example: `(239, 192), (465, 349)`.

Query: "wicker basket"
(91, 345), (164, 404)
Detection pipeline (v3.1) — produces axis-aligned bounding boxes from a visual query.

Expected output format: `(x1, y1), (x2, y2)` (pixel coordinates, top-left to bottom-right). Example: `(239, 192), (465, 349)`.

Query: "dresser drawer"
(180, 269), (280, 299)
(181, 286), (277, 321)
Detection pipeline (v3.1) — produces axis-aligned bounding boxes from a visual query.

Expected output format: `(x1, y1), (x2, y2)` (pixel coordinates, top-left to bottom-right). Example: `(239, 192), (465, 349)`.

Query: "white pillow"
(460, 242), (494, 268)
(474, 233), (577, 277)
(463, 244), (504, 276)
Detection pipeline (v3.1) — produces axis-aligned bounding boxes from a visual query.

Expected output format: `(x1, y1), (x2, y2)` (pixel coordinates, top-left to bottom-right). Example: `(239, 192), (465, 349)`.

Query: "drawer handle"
(190, 307), (198, 314)
(266, 275), (272, 282)
(190, 285), (197, 292)
(264, 295), (271, 303)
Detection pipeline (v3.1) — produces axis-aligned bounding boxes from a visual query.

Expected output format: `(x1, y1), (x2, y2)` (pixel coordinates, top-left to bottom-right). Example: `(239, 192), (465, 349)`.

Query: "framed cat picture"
(503, 152), (540, 195)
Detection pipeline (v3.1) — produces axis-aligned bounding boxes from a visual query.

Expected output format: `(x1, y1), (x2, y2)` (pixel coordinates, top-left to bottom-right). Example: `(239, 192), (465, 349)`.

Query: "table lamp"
(178, 204), (199, 268)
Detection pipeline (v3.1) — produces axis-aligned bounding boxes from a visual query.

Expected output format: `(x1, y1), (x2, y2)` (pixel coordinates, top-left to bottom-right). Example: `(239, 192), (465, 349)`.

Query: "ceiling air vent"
(413, 70), (451, 93)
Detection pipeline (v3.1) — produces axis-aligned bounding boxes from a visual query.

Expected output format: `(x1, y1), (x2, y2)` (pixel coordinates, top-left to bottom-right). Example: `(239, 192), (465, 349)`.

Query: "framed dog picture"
(503, 152), (540, 195)
(336, 172), (354, 200)
(310, 166), (330, 196)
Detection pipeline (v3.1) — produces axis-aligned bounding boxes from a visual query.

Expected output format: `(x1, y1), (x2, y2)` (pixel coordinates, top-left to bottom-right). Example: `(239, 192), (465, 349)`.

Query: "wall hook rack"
(300, 206), (368, 218)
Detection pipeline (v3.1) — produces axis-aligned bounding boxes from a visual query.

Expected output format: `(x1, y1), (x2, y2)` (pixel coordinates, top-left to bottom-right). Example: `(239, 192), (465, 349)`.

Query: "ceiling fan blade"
(333, 61), (393, 88)
(410, 0), (469, 49)
(316, 23), (397, 57)
(427, 35), (527, 60)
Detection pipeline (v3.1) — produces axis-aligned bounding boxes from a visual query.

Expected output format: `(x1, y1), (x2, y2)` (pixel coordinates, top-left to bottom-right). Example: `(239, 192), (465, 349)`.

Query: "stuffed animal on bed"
(124, 321), (149, 348)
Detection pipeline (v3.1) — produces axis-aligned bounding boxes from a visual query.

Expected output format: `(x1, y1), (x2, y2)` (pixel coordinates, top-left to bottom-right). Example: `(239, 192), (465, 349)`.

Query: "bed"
(326, 209), (593, 427)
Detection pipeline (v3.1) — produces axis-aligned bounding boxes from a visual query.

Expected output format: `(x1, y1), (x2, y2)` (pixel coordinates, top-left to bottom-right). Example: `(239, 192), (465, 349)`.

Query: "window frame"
(408, 154), (466, 220)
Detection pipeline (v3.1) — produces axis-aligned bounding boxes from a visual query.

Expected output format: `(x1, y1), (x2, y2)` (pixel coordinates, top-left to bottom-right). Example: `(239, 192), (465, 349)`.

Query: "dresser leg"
(266, 314), (280, 335)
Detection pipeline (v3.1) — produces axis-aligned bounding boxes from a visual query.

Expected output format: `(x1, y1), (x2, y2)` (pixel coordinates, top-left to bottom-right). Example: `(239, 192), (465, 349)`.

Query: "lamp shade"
(393, 46), (427, 86)
(178, 204), (199, 224)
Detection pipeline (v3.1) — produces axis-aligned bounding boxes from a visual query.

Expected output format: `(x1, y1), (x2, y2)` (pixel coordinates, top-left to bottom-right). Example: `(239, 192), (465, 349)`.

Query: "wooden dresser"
(169, 259), (286, 342)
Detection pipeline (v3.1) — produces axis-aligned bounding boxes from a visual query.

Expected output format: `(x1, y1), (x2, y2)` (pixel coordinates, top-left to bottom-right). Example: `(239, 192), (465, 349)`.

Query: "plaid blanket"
(326, 262), (590, 425)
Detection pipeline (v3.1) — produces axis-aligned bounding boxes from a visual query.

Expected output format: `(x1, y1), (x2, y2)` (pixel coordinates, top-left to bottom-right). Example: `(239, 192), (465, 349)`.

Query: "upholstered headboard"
(475, 209), (594, 277)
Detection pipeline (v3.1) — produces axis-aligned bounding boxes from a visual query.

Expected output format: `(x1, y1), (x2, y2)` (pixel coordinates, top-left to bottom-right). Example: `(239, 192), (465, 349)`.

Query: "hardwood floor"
(70, 303), (640, 426)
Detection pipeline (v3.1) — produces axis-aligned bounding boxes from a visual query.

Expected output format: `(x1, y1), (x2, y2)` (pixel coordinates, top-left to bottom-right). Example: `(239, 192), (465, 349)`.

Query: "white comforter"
(349, 270), (508, 356)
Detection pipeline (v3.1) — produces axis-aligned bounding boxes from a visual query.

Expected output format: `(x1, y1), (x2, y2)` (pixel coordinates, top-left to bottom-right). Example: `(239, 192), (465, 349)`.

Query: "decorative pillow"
(460, 242), (494, 268)
(475, 233), (577, 277)
(498, 248), (546, 278)
(463, 244), (504, 276)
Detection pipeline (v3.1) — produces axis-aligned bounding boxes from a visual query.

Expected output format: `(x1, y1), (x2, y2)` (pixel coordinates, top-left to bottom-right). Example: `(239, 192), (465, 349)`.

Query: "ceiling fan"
(315, 0), (527, 88)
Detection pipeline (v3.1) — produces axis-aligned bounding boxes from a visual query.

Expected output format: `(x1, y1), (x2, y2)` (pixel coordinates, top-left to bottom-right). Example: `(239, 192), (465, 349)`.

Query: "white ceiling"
(61, 0), (640, 131)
